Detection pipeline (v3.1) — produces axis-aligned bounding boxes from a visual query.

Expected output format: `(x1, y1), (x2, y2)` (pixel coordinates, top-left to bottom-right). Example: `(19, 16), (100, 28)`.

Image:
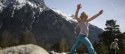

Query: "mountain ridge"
(0, 0), (103, 48)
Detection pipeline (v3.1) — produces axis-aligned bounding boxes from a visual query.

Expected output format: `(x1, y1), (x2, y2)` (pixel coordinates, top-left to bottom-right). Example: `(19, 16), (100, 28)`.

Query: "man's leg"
(81, 36), (96, 54)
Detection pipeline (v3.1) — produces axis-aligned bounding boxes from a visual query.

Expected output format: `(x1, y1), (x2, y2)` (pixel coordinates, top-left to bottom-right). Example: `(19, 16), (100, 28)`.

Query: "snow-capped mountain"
(0, 0), (103, 48)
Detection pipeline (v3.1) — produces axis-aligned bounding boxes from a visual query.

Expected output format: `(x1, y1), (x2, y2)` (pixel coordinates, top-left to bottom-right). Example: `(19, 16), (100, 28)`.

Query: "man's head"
(114, 38), (118, 42)
(80, 12), (88, 20)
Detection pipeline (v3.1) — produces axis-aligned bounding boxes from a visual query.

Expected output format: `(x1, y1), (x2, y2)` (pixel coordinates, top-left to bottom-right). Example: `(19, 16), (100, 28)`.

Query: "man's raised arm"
(75, 4), (81, 22)
(87, 10), (103, 22)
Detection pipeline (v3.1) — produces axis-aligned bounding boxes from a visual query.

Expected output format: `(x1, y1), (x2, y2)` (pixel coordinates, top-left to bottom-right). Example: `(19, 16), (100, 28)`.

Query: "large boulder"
(0, 44), (49, 54)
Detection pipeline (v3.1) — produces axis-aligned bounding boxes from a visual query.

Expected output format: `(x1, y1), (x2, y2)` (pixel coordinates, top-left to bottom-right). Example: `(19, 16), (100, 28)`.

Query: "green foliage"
(51, 42), (60, 52)
(98, 19), (125, 54)
(40, 42), (51, 51)
(0, 30), (18, 48)
(116, 33), (125, 54)
(0, 46), (2, 50)
(101, 19), (121, 45)
(59, 38), (69, 52)
(20, 31), (37, 45)
(95, 41), (108, 54)
(50, 38), (70, 52)
(0, 30), (11, 48)
(0, 31), (38, 48)
(105, 19), (120, 33)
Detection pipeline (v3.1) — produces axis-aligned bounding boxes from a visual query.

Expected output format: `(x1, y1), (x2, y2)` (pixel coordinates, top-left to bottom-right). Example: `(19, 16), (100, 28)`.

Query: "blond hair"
(80, 12), (88, 19)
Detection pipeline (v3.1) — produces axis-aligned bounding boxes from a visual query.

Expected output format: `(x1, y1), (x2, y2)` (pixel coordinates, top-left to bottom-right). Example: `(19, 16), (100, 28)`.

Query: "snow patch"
(0, 0), (45, 12)
(51, 8), (77, 22)
(27, 1), (37, 8)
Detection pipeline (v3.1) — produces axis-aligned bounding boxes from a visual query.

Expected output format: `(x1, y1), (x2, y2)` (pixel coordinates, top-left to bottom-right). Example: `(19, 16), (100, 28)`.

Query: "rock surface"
(0, 44), (49, 54)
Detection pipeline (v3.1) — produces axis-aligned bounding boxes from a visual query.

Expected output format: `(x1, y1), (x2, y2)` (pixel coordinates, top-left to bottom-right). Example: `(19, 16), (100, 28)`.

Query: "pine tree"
(105, 19), (120, 33)
(101, 19), (121, 45)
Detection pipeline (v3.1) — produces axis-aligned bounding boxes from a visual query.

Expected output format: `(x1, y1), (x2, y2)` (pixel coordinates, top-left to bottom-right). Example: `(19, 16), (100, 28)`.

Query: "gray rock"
(0, 44), (49, 54)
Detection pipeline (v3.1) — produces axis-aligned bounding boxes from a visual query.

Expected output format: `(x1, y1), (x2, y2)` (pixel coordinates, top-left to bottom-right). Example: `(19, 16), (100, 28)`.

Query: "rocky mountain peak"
(0, 0), (103, 49)
(0, 0), (47, 12)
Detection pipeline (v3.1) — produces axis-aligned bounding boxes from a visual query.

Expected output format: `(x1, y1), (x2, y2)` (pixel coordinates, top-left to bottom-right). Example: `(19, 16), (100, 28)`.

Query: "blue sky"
(44, 0), (125, 32)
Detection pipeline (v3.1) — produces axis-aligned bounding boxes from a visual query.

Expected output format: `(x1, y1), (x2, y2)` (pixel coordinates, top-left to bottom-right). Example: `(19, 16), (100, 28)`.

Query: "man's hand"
(98, 10), (103, 15)
(77, 4), (82, 10)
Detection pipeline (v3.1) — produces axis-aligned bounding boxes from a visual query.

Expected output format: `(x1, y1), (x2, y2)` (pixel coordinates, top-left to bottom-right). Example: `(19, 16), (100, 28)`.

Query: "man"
(109, 38), (119, 54)
(70, 4), (103, 54)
